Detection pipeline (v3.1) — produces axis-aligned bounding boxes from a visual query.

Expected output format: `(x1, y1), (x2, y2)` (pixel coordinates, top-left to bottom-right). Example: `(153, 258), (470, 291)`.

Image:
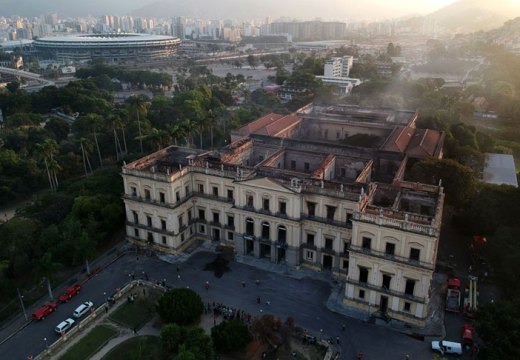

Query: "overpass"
(0, 66), (55, 89)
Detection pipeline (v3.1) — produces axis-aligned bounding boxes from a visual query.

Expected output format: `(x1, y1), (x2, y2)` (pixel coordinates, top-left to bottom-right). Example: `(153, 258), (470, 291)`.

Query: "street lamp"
(43, 337), (48, 349)
(17, 288), (27, 321)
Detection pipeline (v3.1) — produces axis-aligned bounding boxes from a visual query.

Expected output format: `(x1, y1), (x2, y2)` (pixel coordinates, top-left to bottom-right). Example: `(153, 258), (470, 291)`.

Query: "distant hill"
(462, 17), (520, 52)
(425, 0), (520, 33)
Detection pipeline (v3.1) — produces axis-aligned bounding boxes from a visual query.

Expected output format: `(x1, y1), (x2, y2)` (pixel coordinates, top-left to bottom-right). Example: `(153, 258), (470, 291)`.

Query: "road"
(0, 251), (431, 360)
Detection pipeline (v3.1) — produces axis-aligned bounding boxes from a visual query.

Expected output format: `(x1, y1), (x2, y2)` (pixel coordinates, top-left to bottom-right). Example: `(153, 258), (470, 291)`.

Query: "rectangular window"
(326, 206), (336, 220)
(161, 219), (167, 231)
(212, 186), (218, 197)
(359, 267), (369, 283)
(336, 131), (340, 139)
(176, 191), (180, 202)
(131, 186), (137, 196)
(405, 279), (416, 296)
(305, 250), (314, 260)
(147, 232), (153, 242)
(132, 211), (138, 223)
(263, 198), (270, 211)
(306, 233), (315, 246)
(199, 225), (205, 233)
(178, 216), (183, 228)
(346, 212), (353, 227)
(134, 228), (139, 237)
(290, 160), (296, 170)
(410, 248), (420, 262)
(213, 212), (219, 224)
(362, 237), (371, 250)
(342, 259), (349, 269)
(227, 189), (234, 200)
(340, 168), (346, 177)
(227, 215), (234, 228)
(279, 201), (287, 215)
(144, 189), (151, 200)
(187, 210), (192, 221)
(227, 232), (233, 241)
(146, 216), (152, 227)
(162, 236), (166, 244)
(325, 238), (334, 250)
(198, 209), (205, 220)
(382, 274), (391, 290)
(247, 195), (254, 207)
(385, 243), (395, 256)
(181, 233), (185, 242)
(304, 162), (310, 171)
(159, 192), (165, 204)
(403, 302), (411, 312)
(198, 184), (204, 193)
(358, 289), (365, 299)
(307, 202), (316, 217)
(185, 185), (189, 197)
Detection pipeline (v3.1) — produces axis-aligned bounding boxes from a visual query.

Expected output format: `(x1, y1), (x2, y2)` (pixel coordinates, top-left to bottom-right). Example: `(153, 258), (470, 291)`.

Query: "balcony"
(301, 214), (350, 229)
(225, 224), (235, 230)
(321, 247), (336, 255)
(275, 241), (288, 249)
(210, 221), (222, 227)
(346, 278), (425, 303)
(234, 205), (299, 221)
(243, 233), (255, 241)
(301, 243), (317, 250)
(349, 244), (434, 270)
(126, 221), (177, 237)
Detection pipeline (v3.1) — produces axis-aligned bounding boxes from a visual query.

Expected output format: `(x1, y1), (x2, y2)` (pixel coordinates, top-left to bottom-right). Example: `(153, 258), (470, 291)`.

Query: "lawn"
(101, 336), (161, 360)
(109, 298), (155, 330)
(59, 324), (117, 360)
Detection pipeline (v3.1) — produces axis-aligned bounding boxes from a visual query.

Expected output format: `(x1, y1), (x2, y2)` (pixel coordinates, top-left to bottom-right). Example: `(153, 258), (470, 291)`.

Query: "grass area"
(59, 324), (117, 360)
(109, 297), (155, 330)
(101, 335), (161, 360)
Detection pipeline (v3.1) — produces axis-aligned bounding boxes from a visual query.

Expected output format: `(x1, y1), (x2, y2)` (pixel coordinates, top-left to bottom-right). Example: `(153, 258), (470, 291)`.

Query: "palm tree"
(83, 114), (104, 166)
(167, 122), (187, 146)
(35, 252), (62, 300)
(79, 138), (94, 176)
(35, 139), (60, 191)
(109, 115), (125, 161)
(128, 95), (148, 153)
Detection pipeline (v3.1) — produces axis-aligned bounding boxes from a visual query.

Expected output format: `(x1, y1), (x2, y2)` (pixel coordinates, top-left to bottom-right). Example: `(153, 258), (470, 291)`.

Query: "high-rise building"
(324, 56), (354, 78)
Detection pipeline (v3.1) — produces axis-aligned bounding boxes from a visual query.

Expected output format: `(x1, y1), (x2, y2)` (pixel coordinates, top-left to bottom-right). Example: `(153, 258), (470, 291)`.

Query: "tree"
(6, 81), (20, 93)
(173, 348), (197, 360)
(410, 158), (476, 208)
(211, 319), (252, 353)
(35, 139), (60, 191)
(83, 114), (104, 166)
(247, 54), (257, 69)
(34, 251), (62, 300)
(127, 95), (148, 153)
(161, 323), (187, 356)
(477, 300), (520, 359)
(183, 327), (214, 360)
(157, 288), (204, 325)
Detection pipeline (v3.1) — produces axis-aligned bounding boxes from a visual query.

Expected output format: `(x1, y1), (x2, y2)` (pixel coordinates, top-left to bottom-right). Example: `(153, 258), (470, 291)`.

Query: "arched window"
(245, 218), (255, 236)
(261, 222), (270, 239)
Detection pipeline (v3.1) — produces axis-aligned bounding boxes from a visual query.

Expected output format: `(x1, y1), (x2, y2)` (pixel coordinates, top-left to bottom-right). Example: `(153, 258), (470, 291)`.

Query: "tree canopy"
(157, 289), (204, 325)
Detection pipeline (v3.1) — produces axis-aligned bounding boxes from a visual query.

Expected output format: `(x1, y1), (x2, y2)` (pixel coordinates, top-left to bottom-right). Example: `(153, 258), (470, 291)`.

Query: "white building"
(324, 56), (354, 78)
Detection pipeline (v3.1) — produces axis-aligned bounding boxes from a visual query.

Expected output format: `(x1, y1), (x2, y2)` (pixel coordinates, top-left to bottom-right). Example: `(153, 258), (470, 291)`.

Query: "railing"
(301, 214), (352, 229)
(233, 205), (300, 221)
(346, 278), (426, 303)
(321, 247), (336, 255)
(352, 211), (437, 237)
(348, 244), (434, 270)
(126, 221), (177, 237)
(123, 191), (234, 210)
(301, 243), (317, 250)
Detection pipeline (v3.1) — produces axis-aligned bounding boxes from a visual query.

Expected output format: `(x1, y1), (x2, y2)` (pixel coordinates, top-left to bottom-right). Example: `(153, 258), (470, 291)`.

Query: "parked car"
(55, 318), (75, 334)
(431, 340), (463, 355)
(73, 301), (94, 318)
(58, 284), (81, 303)
(32, 302), (58, 321)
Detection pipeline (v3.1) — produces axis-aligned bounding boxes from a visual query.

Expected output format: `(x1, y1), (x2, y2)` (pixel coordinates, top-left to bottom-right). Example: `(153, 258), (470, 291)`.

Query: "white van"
(73, 301), (94, 318)
(55, 318), (75, 334)
(431, 340), (463, 355)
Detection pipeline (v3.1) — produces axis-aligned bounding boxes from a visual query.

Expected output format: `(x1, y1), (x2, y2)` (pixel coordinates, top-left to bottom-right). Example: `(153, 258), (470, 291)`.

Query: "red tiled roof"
(381, 126), (415, 153)
(405, 129), (445, 158)
(236, 113), (283, 136)
(259, 114), (301, 136)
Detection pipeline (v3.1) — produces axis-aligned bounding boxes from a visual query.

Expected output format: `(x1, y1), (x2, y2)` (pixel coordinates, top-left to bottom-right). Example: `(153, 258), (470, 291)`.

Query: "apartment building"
(122, 104), (445, 327)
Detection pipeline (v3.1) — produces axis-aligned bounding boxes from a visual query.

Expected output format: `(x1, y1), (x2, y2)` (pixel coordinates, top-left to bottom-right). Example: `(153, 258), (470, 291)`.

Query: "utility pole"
(17, 288), (28, 321)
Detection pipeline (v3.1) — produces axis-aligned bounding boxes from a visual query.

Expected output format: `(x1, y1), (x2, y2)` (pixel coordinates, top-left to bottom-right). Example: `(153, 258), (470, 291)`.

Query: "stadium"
(33, 33), (181, 63)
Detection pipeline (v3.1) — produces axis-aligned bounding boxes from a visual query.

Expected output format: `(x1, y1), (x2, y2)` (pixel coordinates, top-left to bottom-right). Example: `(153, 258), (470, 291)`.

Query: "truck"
(446, 278), (462, 312)
(32, 302), (58, 320)
(463, 276), (478, 319)
(58, 284), (81, 303)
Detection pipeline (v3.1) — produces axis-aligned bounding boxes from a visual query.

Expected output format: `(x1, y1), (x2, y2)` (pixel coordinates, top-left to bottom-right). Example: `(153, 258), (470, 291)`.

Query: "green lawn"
(102, 336), (161, 360)
(59, 324), (117, 360)
(109, 298), (155, 330)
